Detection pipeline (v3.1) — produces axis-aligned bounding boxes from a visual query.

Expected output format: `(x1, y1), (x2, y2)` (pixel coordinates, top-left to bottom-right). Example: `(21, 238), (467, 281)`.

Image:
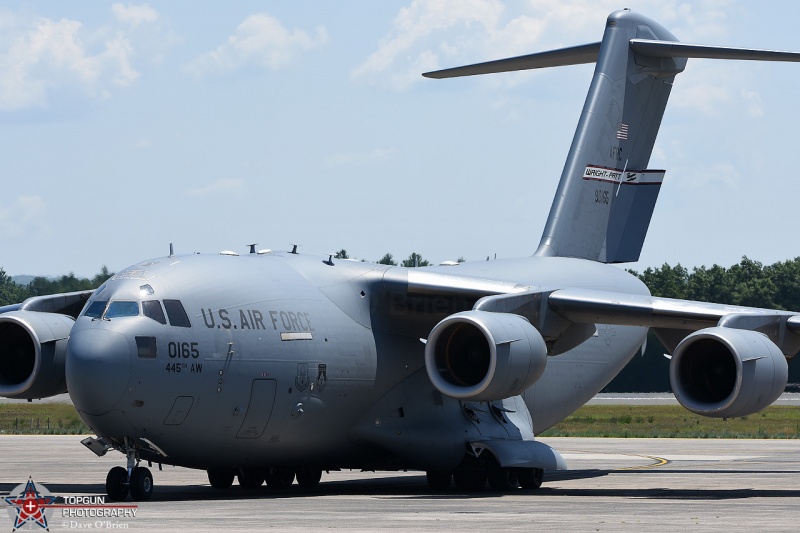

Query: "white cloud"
(681, 163), (741, 190)
(672, 60), (767, 118)
(0, 195), (49, 239)
(352, 0), (507, 89)
(188, 178), (246, 197)
(0, 13), (141, 111)
(354, 0), (740, 90)
(185, 13), (327, 78)
(111, 3), (159, 28)
(740, 88), (763, 118)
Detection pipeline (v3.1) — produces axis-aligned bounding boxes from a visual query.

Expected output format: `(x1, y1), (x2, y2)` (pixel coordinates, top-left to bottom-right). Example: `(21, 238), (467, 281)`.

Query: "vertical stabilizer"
(533, 10), (681, 262)
(425, 9), (800, 263)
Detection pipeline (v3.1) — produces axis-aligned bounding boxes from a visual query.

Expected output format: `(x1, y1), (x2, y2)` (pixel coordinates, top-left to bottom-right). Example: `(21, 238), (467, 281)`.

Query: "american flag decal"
(616, 122), (628, 140)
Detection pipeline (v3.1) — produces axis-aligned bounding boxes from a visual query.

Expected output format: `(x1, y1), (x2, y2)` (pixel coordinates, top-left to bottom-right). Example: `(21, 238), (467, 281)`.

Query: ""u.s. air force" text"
(201, 308), (314, 332)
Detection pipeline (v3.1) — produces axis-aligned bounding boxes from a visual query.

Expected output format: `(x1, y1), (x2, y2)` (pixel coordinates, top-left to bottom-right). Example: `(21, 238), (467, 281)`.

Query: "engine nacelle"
(424, 311), (547, 402)
(669, 326), (788, 418)
(0, 311), (75, 399)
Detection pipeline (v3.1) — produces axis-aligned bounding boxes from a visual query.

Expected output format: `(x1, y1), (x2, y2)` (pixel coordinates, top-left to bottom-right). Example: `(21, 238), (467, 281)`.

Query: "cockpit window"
(163, 299), (191, 328)
(142, 300), (167, 325)
(84, 300), (108, 318)
(105, 301), (140, 318)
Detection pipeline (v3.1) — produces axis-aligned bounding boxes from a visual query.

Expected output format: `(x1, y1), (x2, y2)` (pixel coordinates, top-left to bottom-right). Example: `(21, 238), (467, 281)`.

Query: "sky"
(3, 0), (800, 278)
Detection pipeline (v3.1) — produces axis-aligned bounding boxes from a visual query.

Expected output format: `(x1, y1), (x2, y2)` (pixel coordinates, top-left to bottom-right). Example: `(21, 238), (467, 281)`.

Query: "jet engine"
(424, 311), (547, 402)
(0, 311), (74, 399)
(669, 326), (788, 418)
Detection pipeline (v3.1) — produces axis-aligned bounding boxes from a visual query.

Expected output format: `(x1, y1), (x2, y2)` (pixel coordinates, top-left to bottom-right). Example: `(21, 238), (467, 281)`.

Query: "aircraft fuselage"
(66, 251), (648, 471)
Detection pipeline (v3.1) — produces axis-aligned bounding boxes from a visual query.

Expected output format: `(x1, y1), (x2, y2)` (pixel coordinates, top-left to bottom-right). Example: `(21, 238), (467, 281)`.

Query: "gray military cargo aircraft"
(2, 9), (800, 501)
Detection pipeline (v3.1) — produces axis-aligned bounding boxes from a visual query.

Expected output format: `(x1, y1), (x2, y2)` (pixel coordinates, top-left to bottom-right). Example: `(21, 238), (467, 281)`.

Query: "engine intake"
(0, 311), (75, 399)
(669, 326), (788, 418)
(424, 311), (547, 402)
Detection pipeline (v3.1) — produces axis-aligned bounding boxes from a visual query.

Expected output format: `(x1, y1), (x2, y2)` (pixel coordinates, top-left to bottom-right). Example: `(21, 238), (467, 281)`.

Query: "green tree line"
(0, 267), (113, 307)
(610, 256), (800, 392)
(629, 256), (800, 311)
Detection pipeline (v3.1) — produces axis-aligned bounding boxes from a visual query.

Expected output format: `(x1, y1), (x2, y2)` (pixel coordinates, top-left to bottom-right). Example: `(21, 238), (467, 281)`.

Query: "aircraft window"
(135, 336), (157, 359)
(84, 300), (108, 318)
(105, 301), (140, 318)
(163, 299), (191, 328)
(142, 300), (167, 325)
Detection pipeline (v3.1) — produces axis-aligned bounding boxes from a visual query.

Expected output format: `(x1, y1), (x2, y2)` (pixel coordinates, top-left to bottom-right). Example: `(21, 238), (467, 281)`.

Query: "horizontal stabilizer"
(422, 42), (600, 79)
(630, 39), (800, 62)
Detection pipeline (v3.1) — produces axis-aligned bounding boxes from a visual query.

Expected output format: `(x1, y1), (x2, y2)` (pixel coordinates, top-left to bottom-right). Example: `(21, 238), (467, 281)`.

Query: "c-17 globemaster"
(2, 9), (800, 501)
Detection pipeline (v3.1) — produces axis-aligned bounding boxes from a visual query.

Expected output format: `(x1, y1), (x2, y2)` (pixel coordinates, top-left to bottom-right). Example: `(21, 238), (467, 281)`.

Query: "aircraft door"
(236, 379), (277, 439)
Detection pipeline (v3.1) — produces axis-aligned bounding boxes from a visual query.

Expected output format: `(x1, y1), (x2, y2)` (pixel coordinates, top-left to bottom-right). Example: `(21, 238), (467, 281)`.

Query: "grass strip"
(0, 403), (89, 435)
(541, 404), (800, 438)
(1, 402), (798, 438)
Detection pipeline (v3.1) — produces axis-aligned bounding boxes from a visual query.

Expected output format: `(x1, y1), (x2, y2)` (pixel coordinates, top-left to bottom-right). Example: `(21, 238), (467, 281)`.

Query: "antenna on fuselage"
(248, 244), (257, 254)
(290, 244), (299, 254)
(169, 243), (174, 257)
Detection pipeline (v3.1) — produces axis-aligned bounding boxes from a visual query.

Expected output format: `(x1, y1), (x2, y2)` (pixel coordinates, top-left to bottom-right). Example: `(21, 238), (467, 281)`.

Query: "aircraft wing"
(546, 288), (800, 356)
(3, 290), (95, 319)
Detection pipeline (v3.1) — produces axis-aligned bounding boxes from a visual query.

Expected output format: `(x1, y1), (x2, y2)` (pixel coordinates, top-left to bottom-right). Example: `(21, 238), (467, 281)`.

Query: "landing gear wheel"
(207, 469), (235, 489)
(518, 468), (543, 490)
(453, 470), (487, 491)
(129, 467), (154, 501)
(426, 471), (452, 491)
(265, 467), (295, 489)
(106, 466), (129, 501)
(238, 469), (264, 489)
(295, 466), (322, 489)
(487, 467), (518, 491)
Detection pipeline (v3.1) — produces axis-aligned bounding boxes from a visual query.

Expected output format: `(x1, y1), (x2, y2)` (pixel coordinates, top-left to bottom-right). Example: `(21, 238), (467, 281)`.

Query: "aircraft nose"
(66, 328), (132, 416)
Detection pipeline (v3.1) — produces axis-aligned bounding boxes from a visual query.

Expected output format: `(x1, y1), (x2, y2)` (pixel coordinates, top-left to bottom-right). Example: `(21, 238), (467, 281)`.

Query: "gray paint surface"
(2, 9), (800, 498)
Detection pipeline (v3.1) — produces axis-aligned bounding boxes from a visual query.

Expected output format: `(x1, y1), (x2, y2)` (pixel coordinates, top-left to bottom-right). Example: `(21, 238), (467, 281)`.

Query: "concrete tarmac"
(586, 392), (800, 405)
(1, 436), (799, 532)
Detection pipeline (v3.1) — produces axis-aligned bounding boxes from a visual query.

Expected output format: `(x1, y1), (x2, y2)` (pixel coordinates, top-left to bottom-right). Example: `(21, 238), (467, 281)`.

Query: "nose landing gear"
(104, 439), (155, 502)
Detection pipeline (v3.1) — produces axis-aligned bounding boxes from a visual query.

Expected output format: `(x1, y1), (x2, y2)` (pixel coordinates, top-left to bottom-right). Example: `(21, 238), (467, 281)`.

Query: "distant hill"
(11, 275), (36, 285)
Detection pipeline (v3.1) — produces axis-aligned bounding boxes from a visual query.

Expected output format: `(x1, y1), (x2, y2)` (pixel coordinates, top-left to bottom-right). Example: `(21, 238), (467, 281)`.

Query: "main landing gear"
(105, 441), (155, 502)
(426, 466), (544, 492)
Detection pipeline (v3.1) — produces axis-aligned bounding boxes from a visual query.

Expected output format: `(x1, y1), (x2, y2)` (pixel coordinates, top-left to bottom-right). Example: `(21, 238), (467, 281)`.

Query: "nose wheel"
(105, 467), (129, 501)
(129, 467), (154, 500)
(105, 466), (153, 501)
(105, 441), (155, 501)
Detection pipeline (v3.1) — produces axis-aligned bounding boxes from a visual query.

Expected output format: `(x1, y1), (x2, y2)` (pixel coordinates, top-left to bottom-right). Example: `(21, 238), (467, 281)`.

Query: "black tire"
(129, 467), (154, 501)
(207, 468), (235, 489)
(487, 466), (518, 491)
(518, 468), (543, 490)
(106, 466), (129, 502)
(453, 470), (487, 491)
(295, 466), (322, 489)
(426, 471), (451, 491)
(237, 469), (264, 489)
(265, 467), (295, 489)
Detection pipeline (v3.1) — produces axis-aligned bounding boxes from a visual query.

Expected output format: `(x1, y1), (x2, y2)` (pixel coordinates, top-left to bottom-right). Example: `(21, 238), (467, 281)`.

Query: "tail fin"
(424, 9), (800, 263)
